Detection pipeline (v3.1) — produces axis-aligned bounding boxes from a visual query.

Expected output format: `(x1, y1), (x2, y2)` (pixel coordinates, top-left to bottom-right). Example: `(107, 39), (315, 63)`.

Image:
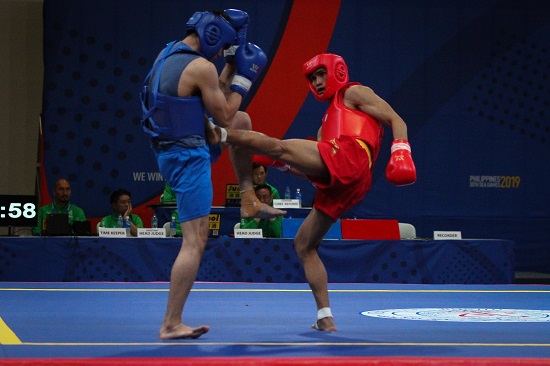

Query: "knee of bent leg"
(293, 239), (306, 259)
(293, 233), (314, 260)
(231, 111), (252, 130)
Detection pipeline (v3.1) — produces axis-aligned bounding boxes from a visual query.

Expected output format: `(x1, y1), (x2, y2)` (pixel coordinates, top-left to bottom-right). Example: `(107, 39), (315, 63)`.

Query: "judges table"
(0, 236), (514, 284)
(149, 204), (312, 236)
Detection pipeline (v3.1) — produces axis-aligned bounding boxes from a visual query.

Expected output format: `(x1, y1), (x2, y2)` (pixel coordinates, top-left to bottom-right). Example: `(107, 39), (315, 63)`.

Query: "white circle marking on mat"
(360, 308), (550, 322)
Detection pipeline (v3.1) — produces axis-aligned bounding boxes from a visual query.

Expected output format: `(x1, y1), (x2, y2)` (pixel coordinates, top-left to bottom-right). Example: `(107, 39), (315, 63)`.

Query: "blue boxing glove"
(231, 43), (267, 97)
(225, 9), (248, 45)
(224, 9), (249, 61)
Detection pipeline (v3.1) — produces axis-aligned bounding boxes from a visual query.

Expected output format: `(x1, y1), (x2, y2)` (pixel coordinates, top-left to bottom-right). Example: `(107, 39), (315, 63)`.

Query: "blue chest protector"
(140, 41), (206, 142)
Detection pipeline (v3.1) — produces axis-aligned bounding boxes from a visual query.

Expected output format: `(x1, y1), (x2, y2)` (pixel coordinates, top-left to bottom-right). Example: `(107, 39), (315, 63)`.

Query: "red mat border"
(1, 357), (550, 366)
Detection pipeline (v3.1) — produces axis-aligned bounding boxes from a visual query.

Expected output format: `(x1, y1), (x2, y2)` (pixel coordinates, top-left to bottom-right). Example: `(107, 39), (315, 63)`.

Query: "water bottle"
(116, 213), (123, 228)
(170, 215), (177, 237)
(151, 213), (158, 228)
(124, 216), (131, 236)
(284, 185), (291, 199)
(295, 188), (302, 207)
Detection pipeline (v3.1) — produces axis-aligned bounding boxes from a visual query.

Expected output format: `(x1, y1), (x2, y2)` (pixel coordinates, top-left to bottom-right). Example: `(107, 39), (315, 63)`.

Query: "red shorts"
(310, 136), (373, 221)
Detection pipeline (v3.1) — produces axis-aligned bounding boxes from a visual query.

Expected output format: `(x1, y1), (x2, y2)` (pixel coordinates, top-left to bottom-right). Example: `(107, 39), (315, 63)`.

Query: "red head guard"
(302, 53), (349, 101)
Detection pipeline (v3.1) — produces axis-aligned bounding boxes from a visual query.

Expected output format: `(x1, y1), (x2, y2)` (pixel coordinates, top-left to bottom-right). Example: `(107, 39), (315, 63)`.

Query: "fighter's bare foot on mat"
(240, 190), (286, 219)
(159, 323), (210, 339)
(311, 317), (337, 332)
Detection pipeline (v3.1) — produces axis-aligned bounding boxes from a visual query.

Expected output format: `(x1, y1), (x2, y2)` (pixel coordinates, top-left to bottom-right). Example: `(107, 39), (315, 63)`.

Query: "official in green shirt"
(100, 188), (143, 237)
(240, 184), (282, 238)
(160, 183), (181, 237)
(161, 182), (176, 202)
(252, 162), (281, 202)
(33, 178), (86, 236)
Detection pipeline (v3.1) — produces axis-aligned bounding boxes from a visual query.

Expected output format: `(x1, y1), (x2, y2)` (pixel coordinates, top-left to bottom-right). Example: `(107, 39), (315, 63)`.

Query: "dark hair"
(252, 162), (267, 170)
(110, 188), (131, 204)
(254, 184), (272, 194)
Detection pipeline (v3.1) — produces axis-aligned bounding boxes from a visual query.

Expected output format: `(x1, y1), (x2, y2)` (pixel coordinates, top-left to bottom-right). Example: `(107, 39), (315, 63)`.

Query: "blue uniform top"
(141, 41), (207, 146)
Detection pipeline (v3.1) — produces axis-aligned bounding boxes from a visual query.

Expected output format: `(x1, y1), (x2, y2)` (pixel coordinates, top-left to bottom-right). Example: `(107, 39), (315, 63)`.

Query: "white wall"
(0, 0), (43, 234)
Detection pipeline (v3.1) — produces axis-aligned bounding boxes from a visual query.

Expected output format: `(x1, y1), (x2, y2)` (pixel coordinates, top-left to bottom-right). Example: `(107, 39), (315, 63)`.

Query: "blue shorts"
(154, 145), (212, 222)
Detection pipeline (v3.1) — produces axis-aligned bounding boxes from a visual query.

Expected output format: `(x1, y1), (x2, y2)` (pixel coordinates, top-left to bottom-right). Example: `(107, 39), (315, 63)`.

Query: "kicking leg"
(227, 112), (287, 219)
(218, 125), (329, 178)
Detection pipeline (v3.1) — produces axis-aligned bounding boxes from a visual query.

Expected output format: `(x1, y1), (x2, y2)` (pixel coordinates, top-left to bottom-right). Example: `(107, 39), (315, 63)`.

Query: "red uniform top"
(321, 82), (384, 163)
(309, 83), (384, 221)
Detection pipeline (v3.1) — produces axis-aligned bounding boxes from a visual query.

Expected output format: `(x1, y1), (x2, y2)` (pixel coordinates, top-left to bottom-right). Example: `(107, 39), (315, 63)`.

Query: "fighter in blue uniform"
(141, 9), (285, 339)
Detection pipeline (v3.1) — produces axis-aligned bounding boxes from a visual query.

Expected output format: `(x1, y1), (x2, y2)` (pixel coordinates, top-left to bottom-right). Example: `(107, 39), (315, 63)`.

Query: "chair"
(163, 221), (177, 237)
(398, 223), (416, 239)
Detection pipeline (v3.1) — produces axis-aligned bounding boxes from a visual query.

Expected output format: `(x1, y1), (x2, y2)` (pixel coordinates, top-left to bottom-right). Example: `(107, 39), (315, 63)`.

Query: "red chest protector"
(321, 82), (384, 163)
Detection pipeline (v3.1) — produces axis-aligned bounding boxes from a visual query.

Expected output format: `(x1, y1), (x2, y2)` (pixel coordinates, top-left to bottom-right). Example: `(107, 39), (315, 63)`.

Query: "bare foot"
(240, 190), (286, 219)
(311, 317), (337, 332)
(159, 323), (210, 339)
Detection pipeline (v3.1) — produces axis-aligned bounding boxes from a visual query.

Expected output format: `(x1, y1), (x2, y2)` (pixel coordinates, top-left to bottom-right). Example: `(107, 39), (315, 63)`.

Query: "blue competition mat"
(1, 282), (550, 359)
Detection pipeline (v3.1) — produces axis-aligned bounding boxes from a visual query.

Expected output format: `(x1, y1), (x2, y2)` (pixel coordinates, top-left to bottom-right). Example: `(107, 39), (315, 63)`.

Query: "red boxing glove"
(386, 139), (416, 186)
(253, 155), (290, 172)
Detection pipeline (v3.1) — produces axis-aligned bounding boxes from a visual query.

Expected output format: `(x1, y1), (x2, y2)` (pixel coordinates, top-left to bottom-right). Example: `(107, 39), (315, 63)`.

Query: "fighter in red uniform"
(213, 53), (416, 331)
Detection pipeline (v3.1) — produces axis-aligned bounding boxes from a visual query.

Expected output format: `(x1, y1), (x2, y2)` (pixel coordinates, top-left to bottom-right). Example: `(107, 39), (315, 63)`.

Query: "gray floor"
(515, 272), (550, 284)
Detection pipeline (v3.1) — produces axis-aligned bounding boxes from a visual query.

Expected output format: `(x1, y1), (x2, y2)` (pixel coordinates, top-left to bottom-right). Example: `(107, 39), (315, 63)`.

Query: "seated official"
(252, 160), (281, 203)
(33, 178), (86, 236)
(160, 182), (176, 203)
(100, 188), (143, 237)
(160, 182), (182, 236)
(240, 184), (282, 238)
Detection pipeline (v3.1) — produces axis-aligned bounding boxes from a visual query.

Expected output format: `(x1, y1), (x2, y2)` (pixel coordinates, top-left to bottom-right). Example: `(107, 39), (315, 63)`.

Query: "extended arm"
(344, 85), (407, 140)
(345, 85), (416, 186)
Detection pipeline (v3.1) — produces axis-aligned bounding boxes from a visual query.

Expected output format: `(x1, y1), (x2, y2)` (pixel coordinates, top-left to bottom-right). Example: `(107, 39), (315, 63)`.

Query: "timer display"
(0, 195), (38, 227)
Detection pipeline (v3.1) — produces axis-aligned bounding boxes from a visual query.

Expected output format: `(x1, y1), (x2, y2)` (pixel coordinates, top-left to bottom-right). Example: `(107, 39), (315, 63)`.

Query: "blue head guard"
(185, 11), (237, 60)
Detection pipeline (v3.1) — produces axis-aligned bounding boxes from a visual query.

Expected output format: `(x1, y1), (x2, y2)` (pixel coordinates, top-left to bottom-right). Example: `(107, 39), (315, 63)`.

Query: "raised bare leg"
(225, 113), (287, 219)
(215, 125), (329, 178)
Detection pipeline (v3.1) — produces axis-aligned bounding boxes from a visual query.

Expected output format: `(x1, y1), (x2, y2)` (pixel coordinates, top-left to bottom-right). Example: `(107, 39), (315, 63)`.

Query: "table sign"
(434, 231), (462, 240)
(137, 228), (167, 238)
(273, 199), (301, 208)
(98, 227), (128, 238)
(234, 228), (263, 238)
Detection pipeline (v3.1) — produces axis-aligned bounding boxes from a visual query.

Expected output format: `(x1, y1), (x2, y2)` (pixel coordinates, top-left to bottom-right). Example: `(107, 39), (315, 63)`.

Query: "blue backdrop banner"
(41, 0), (549, 273)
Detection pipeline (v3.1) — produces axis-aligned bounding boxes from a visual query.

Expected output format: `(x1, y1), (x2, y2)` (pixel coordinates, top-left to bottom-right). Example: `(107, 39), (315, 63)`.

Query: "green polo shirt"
(265, 182), (280, 200)
(161, 182), (176, 202)
(160, 183), (181, 236)
(100, 213), (143, 229)
(32, 202), (86, 236)
(240, 216), (282, 238)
